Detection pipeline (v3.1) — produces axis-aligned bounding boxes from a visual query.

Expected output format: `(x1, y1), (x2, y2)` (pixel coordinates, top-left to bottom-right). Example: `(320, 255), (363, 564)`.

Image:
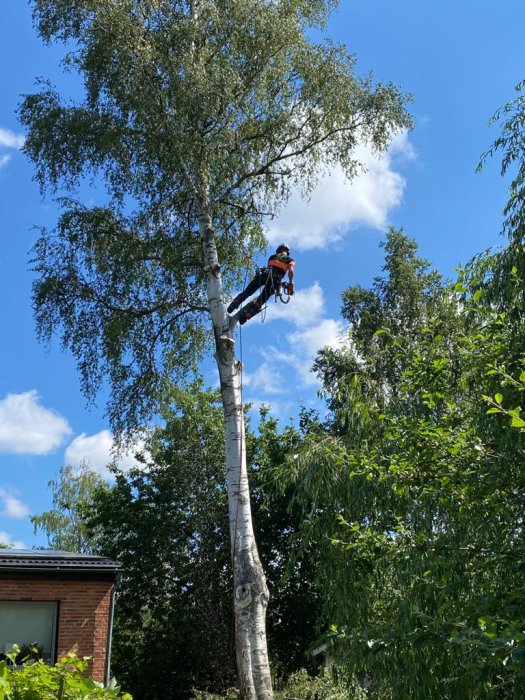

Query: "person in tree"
(228, 244), (295, 325)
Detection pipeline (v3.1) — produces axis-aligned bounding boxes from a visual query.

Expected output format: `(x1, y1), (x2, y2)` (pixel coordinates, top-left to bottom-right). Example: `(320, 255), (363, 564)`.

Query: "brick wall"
(0, 577), (114, 682)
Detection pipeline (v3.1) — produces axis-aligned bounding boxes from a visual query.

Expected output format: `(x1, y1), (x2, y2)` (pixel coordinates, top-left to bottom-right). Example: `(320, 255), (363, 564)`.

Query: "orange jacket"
(267, 253), (295, 275)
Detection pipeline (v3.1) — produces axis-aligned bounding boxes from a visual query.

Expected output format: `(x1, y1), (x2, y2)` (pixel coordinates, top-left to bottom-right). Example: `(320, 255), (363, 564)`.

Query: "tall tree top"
(26, 0), (410, 209)
(20, 0), (412, 433)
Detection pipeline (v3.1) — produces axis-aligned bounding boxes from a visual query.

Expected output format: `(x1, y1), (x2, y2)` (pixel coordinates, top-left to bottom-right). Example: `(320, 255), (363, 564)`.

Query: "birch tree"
(31, 463), (107, 554)
(20, 1), (411, 696)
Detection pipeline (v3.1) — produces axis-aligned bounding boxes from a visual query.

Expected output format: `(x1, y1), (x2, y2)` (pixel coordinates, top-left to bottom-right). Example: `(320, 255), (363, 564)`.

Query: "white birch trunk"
(199, 209), (273, 700)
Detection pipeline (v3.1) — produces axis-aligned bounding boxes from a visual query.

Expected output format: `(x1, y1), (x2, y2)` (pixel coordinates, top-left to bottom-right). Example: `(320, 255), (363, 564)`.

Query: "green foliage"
(276, 231), (525, 698)
(31, 463), (108, 553)
(191, 668), (366, 700)
(326, 289), (525, 697)
(274, 668), (366, 700)
(89, 383), (235, 699)
(251, 409), (324, 676)
(88, 385), (327, 698)
(27, 384), (323, 698)
(0, 648), (131, 700)
(314, 227), (452, 421)
(21, 0), (411, 435)
(14, 644), (44, 666)
(478, 79), (525, 241)
(191, 690), (239, 700)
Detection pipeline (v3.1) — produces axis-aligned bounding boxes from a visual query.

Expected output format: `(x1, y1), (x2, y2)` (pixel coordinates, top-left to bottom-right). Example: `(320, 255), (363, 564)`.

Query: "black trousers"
(231, 269), (282, 323)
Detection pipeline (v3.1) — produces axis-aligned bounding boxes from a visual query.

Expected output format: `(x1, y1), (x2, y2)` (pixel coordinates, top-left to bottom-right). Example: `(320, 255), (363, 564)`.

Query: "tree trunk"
(199, 210), (273, 700)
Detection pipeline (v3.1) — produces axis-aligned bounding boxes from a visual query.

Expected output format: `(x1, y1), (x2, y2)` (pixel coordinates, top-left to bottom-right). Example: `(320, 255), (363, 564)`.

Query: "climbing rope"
(231, 265), (248, 572)
(229, 292), (246, 658)
(232, 321), (244, 564)
(230, 265), (292, 563)
(228, 265), (293, 629)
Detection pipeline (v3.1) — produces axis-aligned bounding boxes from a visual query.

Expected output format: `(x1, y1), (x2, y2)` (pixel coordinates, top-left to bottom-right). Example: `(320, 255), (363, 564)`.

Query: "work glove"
(287, 282), (294, 295)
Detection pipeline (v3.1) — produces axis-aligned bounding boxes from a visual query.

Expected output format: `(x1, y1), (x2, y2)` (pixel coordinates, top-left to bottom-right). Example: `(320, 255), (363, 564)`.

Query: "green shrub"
(191, 668), (367, 700)
(191, 690), (239, 700)
(0, 646), (132, 699)
(275, 668), (367, 700)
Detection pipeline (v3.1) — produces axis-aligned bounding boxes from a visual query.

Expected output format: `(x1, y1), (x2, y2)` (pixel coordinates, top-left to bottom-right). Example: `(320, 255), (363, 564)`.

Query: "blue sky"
(0, 0), (523, 549)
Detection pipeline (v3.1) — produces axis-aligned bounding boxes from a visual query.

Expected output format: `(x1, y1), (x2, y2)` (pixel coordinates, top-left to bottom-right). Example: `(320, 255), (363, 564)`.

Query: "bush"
(191, 691), (239, 700)
(0, 647), (132, 699)
(275, 668), (367, 700)
(191, 668), (367, 700)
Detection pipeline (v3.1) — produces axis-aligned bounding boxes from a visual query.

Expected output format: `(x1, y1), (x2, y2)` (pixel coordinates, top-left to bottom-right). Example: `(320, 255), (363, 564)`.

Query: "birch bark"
(199, 208), (273, 700)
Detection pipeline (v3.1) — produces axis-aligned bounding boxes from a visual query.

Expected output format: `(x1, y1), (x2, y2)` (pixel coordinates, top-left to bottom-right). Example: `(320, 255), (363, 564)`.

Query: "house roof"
(0, 549), (121, 576)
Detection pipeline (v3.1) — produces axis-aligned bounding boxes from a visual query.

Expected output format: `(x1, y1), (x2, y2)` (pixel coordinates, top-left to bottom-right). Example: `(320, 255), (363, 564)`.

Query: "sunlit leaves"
(282, 232), (525, 697)
(478, 79), (525, 241)
(1, 650), (131, 699)
(22, 0), (411, 437)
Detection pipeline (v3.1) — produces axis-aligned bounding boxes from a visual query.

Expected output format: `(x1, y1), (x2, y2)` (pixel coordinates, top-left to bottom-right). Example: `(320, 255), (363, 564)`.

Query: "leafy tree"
(313, 227), (452, 429)
(278, 231), (525, 697)
(478, 79), (525, 241)
(331, 274), (525, 698)
(29, 385), (323, 698)
(91, 388), (327, 699)
(20, 1), (411, 695)
(90, 384), (235, 700)
(473, 79), (525, 337)
(31, 463), (107, 553)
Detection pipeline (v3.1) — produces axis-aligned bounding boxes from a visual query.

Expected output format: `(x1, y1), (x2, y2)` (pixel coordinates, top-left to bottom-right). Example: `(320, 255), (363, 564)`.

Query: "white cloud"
(0, 128), (25, 149)
(261, 282), (325, 327)
(0, 531), (26, 549)
(235, 134), (414, 404)
(289, 318), (345, 357)
(242, 362), (288, 395)
(270, 318), (346, 387)
(239, 281), (346, 397)
(65, 430), (145, 478)
(0, 489), (30, 519)
(0, 391), (71, 455)
(0, 154), (11, 169)
(389, 129), (417, 160)
(268, 130), (415, 251)
(248, 321), (346, 406)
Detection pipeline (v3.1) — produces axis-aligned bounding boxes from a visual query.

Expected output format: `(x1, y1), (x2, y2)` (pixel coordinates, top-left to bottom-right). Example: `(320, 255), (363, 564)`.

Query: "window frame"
(0, 600), (58, 664)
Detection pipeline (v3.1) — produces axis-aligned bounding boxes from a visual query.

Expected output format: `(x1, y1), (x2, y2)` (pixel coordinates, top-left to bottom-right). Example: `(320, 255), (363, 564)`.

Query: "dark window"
(0, 601), (58, 662)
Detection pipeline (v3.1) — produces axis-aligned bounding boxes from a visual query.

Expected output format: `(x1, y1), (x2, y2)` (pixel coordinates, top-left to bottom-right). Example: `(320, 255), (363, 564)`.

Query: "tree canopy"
(31, 463), (107, 554)
(31, 386), (328, 699)
(276, 229), (525, 698)
(20, 0), (411, 434)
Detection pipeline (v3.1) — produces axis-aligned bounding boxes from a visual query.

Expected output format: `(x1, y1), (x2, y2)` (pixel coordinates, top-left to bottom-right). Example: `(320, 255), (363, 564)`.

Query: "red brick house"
(0, 549), (121, 683)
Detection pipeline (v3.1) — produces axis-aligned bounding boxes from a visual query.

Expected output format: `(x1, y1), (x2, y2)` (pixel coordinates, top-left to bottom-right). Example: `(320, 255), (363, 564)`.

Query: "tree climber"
(228, 244), (295, 325)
